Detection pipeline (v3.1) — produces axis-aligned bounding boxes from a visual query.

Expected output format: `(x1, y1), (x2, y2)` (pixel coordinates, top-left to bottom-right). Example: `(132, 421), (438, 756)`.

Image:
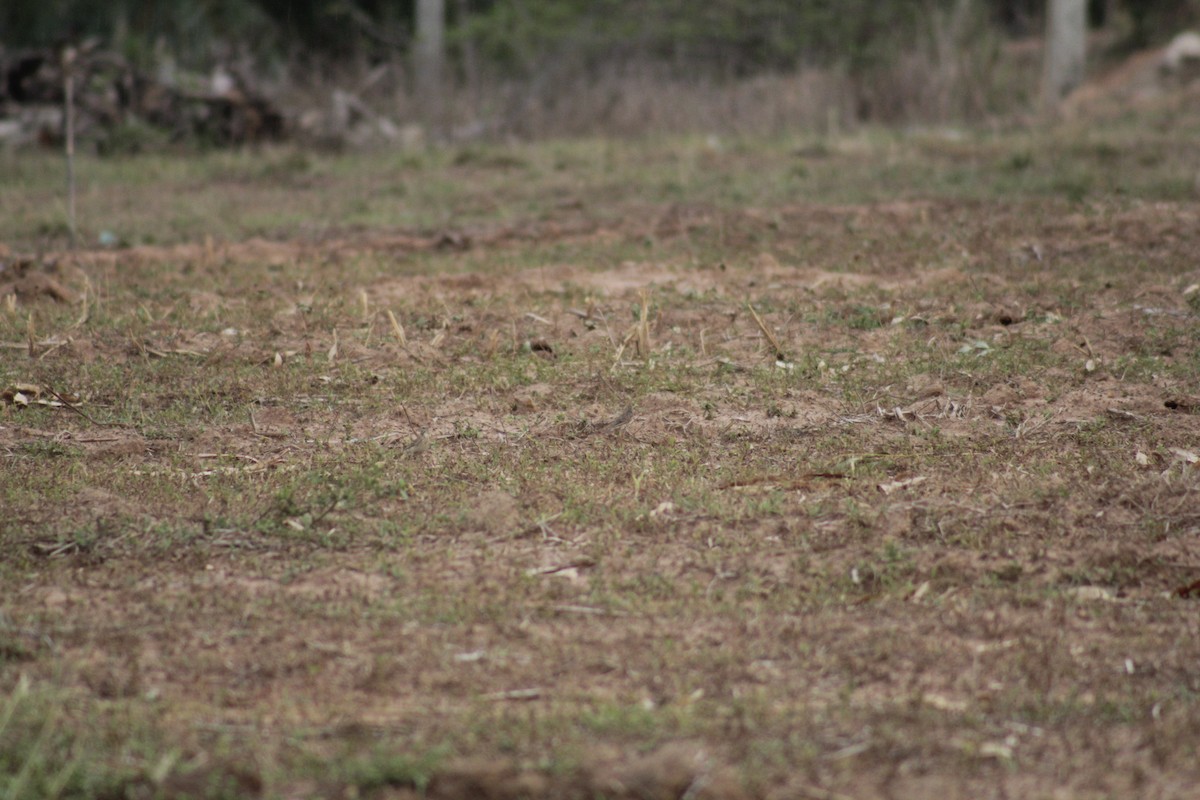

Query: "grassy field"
(2, 117), (1200, 799)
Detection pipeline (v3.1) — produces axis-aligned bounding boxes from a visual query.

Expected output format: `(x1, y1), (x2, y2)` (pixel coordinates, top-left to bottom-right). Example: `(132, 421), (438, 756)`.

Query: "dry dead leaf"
(1067, 586), (1117, 602)
(7, 383), (37, 406)
(649, 501), (677, 519)
(487, 688), (542, 701)
(923, 693), (967, 712)
(1169, 447), (1199, 465)
(525, 560), (594, 580)
(1175, 578), (1200, 599)
(878, 476), (927, 495)
(979, 741), (1014, 760)
(3, 383), (77, 408)
(528, 338), (555, 357)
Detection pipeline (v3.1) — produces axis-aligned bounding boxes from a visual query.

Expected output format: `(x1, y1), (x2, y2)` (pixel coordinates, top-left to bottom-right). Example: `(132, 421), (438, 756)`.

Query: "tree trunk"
(415, 0), (446, 130)
(1043, 0), (1087, 112)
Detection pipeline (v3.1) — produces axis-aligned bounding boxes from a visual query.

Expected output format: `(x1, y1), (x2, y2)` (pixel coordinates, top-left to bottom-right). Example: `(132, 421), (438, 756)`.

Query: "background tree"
(415, 0), (446, 127)
(4, 0), (1199, 137)
(4, 1), (1196, 72)
(1043, 0), (1087, 110)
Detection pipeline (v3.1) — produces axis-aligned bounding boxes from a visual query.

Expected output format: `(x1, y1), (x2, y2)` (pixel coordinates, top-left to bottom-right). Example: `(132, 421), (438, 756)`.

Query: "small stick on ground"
(747, 302), (786, 361)
(44, 385), (110, 427)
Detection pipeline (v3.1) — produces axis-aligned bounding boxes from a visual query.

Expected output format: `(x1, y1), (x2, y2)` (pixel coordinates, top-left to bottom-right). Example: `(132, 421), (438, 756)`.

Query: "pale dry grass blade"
(637, 290), (652, 357)
(387, 309), (408, 347)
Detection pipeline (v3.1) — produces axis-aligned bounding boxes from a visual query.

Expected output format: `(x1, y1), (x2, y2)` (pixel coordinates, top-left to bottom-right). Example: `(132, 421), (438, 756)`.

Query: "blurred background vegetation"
(5, 1), (1195, 70)
(2, 0), (1199, 139)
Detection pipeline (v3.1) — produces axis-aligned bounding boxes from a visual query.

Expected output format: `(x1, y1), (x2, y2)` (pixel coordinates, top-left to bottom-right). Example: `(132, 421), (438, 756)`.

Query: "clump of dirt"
(0, 257), (83, 303)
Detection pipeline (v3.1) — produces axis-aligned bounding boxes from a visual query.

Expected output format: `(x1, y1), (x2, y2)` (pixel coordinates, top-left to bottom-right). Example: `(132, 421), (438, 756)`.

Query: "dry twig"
(746, 302), (786, 361)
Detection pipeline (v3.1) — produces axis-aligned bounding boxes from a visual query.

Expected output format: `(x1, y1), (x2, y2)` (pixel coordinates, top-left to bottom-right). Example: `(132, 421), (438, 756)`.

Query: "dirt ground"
(2, 129), (1200, 799)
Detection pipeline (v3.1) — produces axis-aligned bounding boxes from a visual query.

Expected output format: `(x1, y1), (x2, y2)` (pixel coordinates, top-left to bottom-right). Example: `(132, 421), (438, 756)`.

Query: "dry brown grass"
(1, 123), (1200, 798)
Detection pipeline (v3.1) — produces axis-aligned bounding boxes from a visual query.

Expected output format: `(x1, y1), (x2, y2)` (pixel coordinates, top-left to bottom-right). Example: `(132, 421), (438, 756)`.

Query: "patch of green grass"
(1, 121), (1193, 250)
(0, 677), (169, 800)
(331, 744), (447, 795)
